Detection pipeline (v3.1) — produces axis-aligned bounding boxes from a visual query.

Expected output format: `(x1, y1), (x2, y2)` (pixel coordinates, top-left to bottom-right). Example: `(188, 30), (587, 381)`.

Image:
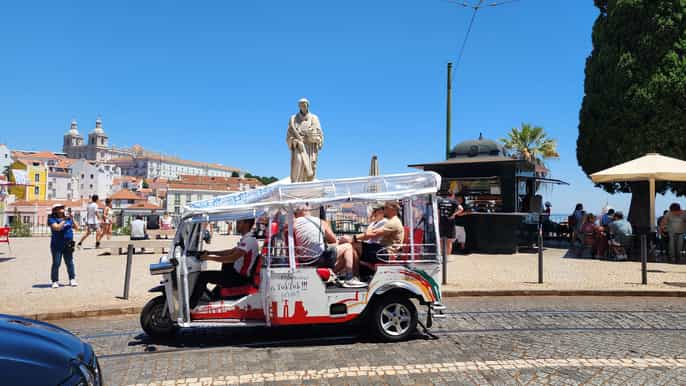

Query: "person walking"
(101, 198), (113, 241)
(77, 195), (101, 249)
(48, 204), (79, 288)
(660, 203), (686, 263)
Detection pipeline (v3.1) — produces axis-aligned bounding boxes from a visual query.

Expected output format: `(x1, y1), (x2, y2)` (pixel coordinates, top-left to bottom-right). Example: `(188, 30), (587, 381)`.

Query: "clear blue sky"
(1, 0), (683, 215)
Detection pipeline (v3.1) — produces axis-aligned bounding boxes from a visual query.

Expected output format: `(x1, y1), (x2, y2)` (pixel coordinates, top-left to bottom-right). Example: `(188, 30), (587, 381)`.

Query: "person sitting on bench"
(190, 218), (258, 308)
(130, 215), (149, 240)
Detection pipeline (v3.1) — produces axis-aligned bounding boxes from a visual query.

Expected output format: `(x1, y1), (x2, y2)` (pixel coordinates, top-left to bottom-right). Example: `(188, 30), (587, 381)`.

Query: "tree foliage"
(500, 123), (559, 166)
(578, 0), (686, 197)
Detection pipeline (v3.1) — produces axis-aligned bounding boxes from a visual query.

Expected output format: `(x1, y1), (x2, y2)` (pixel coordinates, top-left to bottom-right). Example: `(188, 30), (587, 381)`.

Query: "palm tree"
(500, 123), (559, 165)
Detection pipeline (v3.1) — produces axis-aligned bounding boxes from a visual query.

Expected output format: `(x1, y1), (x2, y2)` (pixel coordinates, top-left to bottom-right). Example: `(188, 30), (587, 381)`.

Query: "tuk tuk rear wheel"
(369, 296), (417, 341)
(140, 296), (177, 338)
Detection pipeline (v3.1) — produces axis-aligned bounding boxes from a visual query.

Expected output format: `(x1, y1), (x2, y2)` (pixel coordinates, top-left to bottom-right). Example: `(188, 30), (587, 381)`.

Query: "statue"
(286, 98), (323, 182)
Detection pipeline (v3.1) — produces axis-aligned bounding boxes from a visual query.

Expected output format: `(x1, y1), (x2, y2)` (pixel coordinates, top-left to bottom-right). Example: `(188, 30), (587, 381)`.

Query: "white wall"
(0, 144), (11, 171)
(71, 159), (120, 200)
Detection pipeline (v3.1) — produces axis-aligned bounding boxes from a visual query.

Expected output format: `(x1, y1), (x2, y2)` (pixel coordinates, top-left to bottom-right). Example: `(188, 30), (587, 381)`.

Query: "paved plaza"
(1, 236), (685, 317)
(52, 296), (686, 385)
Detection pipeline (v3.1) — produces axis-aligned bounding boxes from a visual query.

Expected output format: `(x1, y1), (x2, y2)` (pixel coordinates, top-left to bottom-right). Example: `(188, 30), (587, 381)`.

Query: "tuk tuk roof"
(182, 171), (441, 220)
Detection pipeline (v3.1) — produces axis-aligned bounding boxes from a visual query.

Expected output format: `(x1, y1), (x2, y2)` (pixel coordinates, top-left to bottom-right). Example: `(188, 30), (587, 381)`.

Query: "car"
(0, 314), (102, 386)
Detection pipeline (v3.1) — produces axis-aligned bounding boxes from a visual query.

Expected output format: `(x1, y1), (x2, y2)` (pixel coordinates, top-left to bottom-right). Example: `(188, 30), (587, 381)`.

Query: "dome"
(91, 117), (105, 135)
(65, 119), (81, 136)
(449, 133), (504, 158)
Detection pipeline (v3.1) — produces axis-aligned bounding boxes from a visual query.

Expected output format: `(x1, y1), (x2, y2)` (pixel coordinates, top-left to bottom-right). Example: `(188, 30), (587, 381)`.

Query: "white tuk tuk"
(141, 172), (445, 341)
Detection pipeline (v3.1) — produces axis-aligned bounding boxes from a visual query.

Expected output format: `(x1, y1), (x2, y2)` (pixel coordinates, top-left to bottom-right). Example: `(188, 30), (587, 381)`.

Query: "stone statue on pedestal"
(286, 98), (323, 182)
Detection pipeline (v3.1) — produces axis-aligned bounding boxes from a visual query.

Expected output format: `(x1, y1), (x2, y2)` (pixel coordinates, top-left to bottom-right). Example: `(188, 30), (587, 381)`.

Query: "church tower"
(87, 116), (110, 161)
(63, 119), (84, 157)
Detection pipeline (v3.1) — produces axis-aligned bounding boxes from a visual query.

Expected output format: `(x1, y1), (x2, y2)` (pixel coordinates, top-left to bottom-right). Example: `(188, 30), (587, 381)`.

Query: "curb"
(20, 306), (144, 322)
(19, 290), (686, 321)
(442, 289), (686, 297)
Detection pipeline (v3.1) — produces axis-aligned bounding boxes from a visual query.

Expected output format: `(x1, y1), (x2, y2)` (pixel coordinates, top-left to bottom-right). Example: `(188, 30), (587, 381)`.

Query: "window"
(89, 184), (93, 189)
(32, 162), (39, 167)
(34, 186), (39, 195)
(90, 174), (94, 179)
(174, 206), (180, 215)
(174, 193), (180, 205)
(34, 173), (40, 182)
(186, 193), (192, 202)
(23, 216), (31, 224)
(81, 174), (85, 179)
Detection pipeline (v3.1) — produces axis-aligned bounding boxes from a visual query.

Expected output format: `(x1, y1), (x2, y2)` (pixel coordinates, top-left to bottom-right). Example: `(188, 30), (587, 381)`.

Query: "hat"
(545, 201), (551, 207)
(372, 203), (385, 211)
(384, 201), (401, 210)
(51, 203), (65, 212)
(298, 98), (310, 105)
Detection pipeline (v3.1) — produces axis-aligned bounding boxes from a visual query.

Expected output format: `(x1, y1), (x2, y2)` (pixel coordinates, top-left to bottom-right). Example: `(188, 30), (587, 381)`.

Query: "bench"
(100, 239), (171, 255)
(146, 228), (176, 239)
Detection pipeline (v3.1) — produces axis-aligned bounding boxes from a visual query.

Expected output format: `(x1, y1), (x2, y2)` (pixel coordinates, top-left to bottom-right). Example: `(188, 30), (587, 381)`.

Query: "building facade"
(70, 159), (121, 200)
(165, 175), (262, 215)
(0, 144), (11, 171)
(8, 159), (48, 201)
(62, 117), (241, 179)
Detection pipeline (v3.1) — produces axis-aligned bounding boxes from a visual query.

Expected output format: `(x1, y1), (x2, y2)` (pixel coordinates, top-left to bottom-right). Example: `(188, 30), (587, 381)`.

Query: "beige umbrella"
(590, 153), (686, 231)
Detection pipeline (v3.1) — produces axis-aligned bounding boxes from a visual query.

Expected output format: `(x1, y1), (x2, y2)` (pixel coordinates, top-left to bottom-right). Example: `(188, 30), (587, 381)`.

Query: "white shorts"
(454, 226), (466, 244)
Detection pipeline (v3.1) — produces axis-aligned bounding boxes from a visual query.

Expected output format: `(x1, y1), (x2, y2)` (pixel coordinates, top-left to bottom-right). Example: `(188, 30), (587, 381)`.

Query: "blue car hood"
(0, 314), (88, 384)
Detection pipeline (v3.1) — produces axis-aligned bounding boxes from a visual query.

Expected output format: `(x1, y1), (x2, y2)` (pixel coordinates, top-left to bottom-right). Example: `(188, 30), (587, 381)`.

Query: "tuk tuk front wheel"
(369, 296), (417, 341)
(140, 296), (177, 338)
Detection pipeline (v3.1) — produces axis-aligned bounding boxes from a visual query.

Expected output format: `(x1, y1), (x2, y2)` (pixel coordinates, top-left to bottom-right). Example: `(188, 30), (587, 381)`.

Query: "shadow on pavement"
(32, 283), (55, 289)
(127, 324), (427, 352)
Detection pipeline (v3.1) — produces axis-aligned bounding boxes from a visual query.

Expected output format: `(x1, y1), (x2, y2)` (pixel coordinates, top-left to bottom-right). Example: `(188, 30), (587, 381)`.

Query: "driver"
(189, 218), (258, 308)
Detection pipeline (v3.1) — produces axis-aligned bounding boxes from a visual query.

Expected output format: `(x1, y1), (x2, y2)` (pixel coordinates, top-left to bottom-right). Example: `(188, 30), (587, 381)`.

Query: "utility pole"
(446, 62), (453, 159)
(444, 0), (519, 156)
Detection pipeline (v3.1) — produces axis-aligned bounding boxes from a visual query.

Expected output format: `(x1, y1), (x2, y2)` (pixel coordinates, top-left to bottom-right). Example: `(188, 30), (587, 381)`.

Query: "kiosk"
(410, 135), (567, 253)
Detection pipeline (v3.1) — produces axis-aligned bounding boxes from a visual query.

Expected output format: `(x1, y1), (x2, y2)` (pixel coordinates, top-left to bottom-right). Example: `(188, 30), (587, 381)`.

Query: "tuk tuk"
(141, 171), (445, 341)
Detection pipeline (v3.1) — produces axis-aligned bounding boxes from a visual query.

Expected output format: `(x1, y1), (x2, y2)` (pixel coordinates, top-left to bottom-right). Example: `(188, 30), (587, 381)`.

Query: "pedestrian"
(48, 204), (78, 288)
(437, 191), (460, 255)
(568, 203), (584, 243)
(659, 203), (686, 262)
(77, 195), (101, 249)
(454, 195), (467, 251)
(101, 198), (113, 241)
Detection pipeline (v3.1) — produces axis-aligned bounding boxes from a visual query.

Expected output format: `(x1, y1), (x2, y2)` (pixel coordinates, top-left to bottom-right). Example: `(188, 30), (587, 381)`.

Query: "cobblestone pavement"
(51, 297), (686, 385)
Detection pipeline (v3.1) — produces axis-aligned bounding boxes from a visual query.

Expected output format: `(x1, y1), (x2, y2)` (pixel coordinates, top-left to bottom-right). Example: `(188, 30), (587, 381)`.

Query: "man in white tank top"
(293, 205), (365, 288)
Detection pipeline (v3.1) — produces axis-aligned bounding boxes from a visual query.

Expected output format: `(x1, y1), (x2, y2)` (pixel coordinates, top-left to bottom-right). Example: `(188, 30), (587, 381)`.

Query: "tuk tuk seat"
(218, 255), (263, 298)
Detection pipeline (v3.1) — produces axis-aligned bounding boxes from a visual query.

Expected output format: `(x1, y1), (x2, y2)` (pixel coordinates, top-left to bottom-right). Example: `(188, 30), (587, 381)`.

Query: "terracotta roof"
(128, 201), (161, 209)
(11, 150), (65, 160)
(110, 189), (140, 200)
(54, 158), (74, 168)
(112, 176), (138, 184)
(138, 188), (153, 194)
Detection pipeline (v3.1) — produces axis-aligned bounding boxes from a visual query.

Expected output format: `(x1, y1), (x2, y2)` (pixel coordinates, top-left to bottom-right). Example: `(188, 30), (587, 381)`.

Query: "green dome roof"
(449, 134), (504, 158)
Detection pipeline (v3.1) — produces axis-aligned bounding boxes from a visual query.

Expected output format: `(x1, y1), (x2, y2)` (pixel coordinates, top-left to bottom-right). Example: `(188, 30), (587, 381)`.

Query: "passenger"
(292, 205), (365, 288)
(190, 219), (258, 308)
(355, 201), (404, 262)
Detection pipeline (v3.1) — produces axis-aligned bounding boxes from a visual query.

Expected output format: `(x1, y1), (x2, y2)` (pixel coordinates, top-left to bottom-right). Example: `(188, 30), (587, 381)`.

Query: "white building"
(0, 144), (11, 171)
(70, 159), (121, 200)
(47, 172), (79, 200)
(111, 154), (239, 180)
(165, 176), (262, 215)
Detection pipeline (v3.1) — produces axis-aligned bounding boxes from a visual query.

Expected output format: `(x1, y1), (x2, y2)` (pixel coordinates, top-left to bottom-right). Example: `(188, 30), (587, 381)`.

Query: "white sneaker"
(342, 277), (367, 288)
(51, 282), (59, 289)
(69, 279), (78, 287)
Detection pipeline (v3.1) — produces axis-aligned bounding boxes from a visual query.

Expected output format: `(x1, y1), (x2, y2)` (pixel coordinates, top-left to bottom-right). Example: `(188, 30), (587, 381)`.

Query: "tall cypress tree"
(578, 0), (686, 229)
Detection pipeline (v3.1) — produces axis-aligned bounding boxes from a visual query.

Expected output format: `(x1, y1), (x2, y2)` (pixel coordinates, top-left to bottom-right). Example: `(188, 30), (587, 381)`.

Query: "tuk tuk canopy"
(183, 172), (441, 221)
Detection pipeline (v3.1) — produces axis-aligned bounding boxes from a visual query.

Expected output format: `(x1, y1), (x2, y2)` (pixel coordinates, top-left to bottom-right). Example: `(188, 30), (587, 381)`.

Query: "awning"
(518, 176), (570, 185)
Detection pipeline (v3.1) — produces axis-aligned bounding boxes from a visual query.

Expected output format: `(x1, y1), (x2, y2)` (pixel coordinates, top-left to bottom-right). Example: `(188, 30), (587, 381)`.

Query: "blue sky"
(0, 0), (683, 215)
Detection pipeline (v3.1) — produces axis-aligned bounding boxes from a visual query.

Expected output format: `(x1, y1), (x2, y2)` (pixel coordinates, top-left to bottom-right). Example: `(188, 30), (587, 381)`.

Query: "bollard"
(641, 234), (647, 285)
(538, 216), (543, 284)
(441, 238), (448, 285)
(123, 244), (134, 299)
